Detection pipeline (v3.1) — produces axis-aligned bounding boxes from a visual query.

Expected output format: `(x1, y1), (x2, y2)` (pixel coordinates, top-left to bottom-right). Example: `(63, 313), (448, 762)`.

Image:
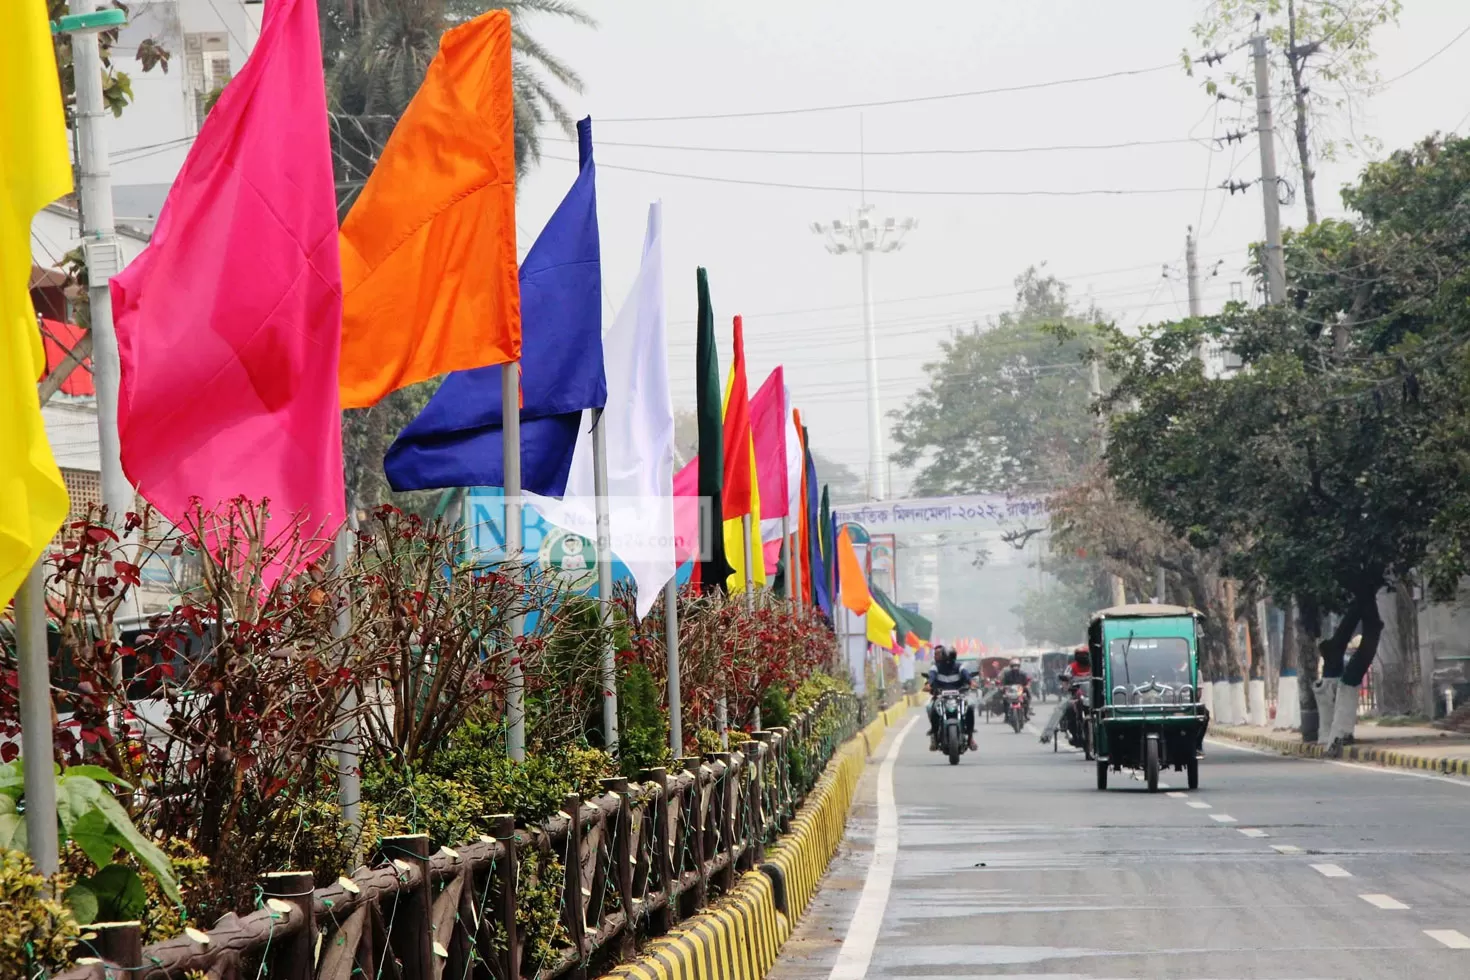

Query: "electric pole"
(72, 0), (134, 526)
(1251, 33), (1288, 306)
(1185, 226), (1203, 318)
(1089, 357), (1126, 607)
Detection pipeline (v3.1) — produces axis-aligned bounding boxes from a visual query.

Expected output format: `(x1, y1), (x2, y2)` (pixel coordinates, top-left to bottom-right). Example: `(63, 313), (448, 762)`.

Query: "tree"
(1189, 0), (1401, 224)
(1103, 133), (1470, 749)
(889, 267), (1104, 496)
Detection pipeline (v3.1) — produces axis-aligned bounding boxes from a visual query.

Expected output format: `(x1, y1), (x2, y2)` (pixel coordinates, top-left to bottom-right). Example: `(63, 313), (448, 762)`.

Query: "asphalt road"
(768, 702), (1470, 980)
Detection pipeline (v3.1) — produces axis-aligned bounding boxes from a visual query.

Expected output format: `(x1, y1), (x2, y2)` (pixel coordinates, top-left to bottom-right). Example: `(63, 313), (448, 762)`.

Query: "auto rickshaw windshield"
(1108, 636), (1191, 688)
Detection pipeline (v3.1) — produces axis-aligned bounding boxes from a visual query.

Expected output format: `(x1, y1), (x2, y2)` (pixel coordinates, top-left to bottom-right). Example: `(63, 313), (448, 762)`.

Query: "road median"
(1213, 724), (1470, 777)
(610, 694), (920, 980)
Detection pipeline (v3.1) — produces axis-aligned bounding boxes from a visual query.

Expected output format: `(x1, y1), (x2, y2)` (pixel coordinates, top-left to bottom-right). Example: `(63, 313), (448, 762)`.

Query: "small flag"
(722, 316), (764, 592)
(694, 270), (732, 591)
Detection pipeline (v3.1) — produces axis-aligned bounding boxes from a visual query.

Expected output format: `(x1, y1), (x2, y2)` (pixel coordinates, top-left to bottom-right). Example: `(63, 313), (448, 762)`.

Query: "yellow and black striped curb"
(1215, 726), (1470, 777)
(608, 695), (920, 980)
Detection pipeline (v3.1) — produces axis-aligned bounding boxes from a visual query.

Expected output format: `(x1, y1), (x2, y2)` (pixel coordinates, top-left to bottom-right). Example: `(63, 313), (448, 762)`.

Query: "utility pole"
(72, 0), (133, 526)
(1251, 34), (1288, 306)
(1089, 357), (1126, 607)
(1185, 226), (1203, 318)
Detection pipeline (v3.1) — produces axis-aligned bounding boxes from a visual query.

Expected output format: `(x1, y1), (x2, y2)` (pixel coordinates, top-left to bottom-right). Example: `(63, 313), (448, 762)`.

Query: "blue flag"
(385, 117), (604, 497)
(804, 440), (831, 616)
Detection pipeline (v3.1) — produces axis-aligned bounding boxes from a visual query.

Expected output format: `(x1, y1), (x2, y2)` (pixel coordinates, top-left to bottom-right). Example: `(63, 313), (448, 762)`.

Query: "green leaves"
(68, 864), (148, 925)
(0, 761), (181, 907)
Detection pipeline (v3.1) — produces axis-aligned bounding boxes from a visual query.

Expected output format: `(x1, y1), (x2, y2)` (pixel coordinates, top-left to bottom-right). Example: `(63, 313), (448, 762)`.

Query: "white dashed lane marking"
(1359, 894), (1410, 910)
(1238, 828), (1269, 838)
(1271, 844), (1302, 854)
(1166, 791), (1187, 799)
(1209, 813), (1238, 823)
(1185, 801), (1211, 809)
(1425, 930), (1470, 949)
(1311, 863), (1352, 878)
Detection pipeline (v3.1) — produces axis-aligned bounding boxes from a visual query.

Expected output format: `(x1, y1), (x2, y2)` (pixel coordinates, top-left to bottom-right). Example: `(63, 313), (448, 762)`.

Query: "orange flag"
(338, 10), (520, 409)
(836, 525), (872, 615)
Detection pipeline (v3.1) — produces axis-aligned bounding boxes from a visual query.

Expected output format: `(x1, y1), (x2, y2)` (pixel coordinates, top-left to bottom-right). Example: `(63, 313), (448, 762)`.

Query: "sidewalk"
(1213, 720), (1470, 777)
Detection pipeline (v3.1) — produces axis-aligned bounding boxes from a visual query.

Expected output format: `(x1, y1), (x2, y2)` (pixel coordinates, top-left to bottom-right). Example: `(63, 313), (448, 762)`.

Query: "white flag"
(528, 203), (674, 618)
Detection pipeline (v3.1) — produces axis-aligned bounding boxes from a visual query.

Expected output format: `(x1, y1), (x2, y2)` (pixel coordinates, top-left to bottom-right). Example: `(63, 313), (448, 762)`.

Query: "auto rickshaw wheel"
(1095, 759), (1108, 790)
(1187, 755), (1199, 790)
(1144, 736), (1161, 792)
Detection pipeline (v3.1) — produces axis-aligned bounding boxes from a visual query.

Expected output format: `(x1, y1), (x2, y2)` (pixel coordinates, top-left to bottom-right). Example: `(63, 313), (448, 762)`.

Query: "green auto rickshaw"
(1088, 603), (1208, 792)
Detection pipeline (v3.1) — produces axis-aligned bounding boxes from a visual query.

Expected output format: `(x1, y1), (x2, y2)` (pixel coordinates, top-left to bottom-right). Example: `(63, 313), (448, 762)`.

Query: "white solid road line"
(1185, 800), (1212, 809)
(1209, 813), (1238, 823)
(1239, 828), (1269, 838)
(1359, 894), (1410, 910)
(1271, 844), (1303, 854)
(827, 714), (921, 980)
(1425, 930), (1470, 949)
(1311, 863), (1353, 878)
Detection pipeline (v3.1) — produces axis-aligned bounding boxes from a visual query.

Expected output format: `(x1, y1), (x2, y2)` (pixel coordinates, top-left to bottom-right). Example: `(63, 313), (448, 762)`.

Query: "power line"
(1375, 20), (1470, 86)
(589, 63), (1176, 122)
(544, 154), (1215, 199)
(538, 134), (1214, 157)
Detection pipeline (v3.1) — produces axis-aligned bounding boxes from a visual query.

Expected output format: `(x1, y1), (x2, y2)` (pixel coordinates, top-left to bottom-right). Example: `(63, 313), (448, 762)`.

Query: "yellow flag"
(866, 600), (897, 648)
(724, 436), (765, 593)
(0, 2), (73, 605)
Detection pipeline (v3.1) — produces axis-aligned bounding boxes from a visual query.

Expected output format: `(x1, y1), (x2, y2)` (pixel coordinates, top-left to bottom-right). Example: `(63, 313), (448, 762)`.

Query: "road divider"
(1213, 725), (1470, 778)
(611, 694), (923, 980)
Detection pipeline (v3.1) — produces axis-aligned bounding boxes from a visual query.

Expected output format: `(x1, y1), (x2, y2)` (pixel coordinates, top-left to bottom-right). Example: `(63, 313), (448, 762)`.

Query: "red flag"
(749, 366), (788, 518)
(722, 316), (754, 517)
(110, 0), (343, 578)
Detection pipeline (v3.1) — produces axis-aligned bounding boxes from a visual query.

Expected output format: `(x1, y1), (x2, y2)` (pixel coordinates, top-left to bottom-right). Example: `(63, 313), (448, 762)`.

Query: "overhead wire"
(536, 134), (1216, 157)
(586, 62), (1177, 123)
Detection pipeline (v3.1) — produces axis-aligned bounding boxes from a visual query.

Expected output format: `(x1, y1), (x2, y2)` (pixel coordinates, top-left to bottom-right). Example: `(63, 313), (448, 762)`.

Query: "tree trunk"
(1245, 589), (1269, 726)
(1275, 597), (1301, 729)
(1327, 591), (1384, 755)
(1297, 597), (1322, 741)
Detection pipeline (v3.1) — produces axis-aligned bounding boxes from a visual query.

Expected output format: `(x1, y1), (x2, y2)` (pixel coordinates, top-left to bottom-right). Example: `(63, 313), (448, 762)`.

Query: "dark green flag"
(819, 483), (834, 601)
(695, 268), (733, 591)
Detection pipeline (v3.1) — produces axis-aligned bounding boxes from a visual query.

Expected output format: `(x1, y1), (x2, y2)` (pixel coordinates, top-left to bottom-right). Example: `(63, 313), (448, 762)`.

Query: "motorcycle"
(1003, 684), (1028, 733)
(1057, 673), (1095, 758)
(935, 690), (969, 765)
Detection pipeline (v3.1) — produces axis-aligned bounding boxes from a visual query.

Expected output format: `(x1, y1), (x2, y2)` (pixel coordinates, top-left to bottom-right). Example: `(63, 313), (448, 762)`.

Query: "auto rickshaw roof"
(1089, 602), (1200, 623)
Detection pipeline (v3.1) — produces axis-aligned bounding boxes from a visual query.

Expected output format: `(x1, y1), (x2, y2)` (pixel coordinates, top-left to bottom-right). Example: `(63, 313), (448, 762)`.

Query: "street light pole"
(812, 208), (915, 501)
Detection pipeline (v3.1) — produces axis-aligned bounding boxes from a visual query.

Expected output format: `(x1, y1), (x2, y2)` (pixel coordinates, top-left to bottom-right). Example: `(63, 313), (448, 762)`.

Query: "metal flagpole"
(16, 563), (58, 874)
(664, 579), (682, 757)
(591, 409), (619, 752)
(331, 525), (361, 850)
(782, 514), (796, 606)
(741, 513), (754, 609)
(502, 366), (526, 762)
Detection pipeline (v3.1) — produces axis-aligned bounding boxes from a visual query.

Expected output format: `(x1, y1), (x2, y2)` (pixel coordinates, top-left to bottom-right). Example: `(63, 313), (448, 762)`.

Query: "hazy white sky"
(512, 0), (1470, 493)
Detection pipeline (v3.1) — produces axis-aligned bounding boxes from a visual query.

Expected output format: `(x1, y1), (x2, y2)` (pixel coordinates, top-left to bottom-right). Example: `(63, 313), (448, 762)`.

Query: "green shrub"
(0, 849), (80, 979)
(792, 672), (850, 712)
(760, 685), (792, 729)
(616, 663), (673, 777)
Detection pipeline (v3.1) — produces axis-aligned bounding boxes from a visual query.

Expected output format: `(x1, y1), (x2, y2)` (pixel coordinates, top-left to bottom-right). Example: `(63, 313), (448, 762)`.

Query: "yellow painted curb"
(1214, 726), (1470, 778)
(610, 700), (916, 979)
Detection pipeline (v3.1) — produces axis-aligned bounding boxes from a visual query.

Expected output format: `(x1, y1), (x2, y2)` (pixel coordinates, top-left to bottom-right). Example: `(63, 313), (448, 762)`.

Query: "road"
(768, 702), (1470, 979)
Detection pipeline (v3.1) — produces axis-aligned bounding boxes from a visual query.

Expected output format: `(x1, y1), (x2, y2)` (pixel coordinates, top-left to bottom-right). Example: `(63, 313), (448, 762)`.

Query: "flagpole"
(591, 409), (619, 752)
(741, 513), (754, 610)
(16, 561), (58, 874)
(502, 365), (526, 763)
(782, 514), (796, 607)
(331, 523), (361, 855)
(664, 578), (682, 757)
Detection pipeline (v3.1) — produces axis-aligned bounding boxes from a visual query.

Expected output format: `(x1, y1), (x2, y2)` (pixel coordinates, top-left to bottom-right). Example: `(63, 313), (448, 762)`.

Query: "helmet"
(1009, 658), (1021, 669)
(936, 646), (957, 670)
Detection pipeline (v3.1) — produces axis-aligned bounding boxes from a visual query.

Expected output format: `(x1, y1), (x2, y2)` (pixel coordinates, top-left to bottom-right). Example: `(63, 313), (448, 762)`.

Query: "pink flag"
(673, 457), (700, 565)
(750, 366), (789, 519)
(110, 0), (343, 577)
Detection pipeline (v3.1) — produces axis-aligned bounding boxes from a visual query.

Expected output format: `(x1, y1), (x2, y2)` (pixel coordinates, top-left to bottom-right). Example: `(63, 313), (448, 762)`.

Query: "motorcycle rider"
(999, 657), (1032, 719)
(1040, 644), (1092, 743)
(927, 645), (977, 751)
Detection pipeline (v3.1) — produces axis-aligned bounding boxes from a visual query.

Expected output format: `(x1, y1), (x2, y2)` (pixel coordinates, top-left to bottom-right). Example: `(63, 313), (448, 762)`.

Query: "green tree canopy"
(889, 267), (1104, 497)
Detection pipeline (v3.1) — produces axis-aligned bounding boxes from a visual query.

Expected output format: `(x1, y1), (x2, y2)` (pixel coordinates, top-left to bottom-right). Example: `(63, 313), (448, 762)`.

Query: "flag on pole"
(386, 119), (603, 497)
(338, 10), (519, 409)
(819, 484), (835, 601)
(110, 0), (344, 577)
(0, 2), (72, 606)
(836, 526), (870, 615)
(694, 270), (732, 591)
(529, 202), (673, 619)
(794, 415), (816, 608)
(722, 316), (764, 592)
(866, 600), (897, 648)
(750, 367), (789, 527)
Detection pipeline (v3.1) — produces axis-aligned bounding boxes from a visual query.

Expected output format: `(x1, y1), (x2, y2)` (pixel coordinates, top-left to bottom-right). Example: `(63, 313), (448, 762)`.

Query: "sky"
(509, 0), (1470, 497)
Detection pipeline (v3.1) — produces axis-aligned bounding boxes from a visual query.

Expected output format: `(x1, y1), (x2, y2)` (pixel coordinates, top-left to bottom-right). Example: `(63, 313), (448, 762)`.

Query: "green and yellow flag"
(1, 2), (72, 605)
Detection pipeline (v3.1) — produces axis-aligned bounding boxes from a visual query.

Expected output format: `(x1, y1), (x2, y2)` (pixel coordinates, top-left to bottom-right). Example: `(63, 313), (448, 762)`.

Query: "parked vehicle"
(1088, 603), (1209, 792)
